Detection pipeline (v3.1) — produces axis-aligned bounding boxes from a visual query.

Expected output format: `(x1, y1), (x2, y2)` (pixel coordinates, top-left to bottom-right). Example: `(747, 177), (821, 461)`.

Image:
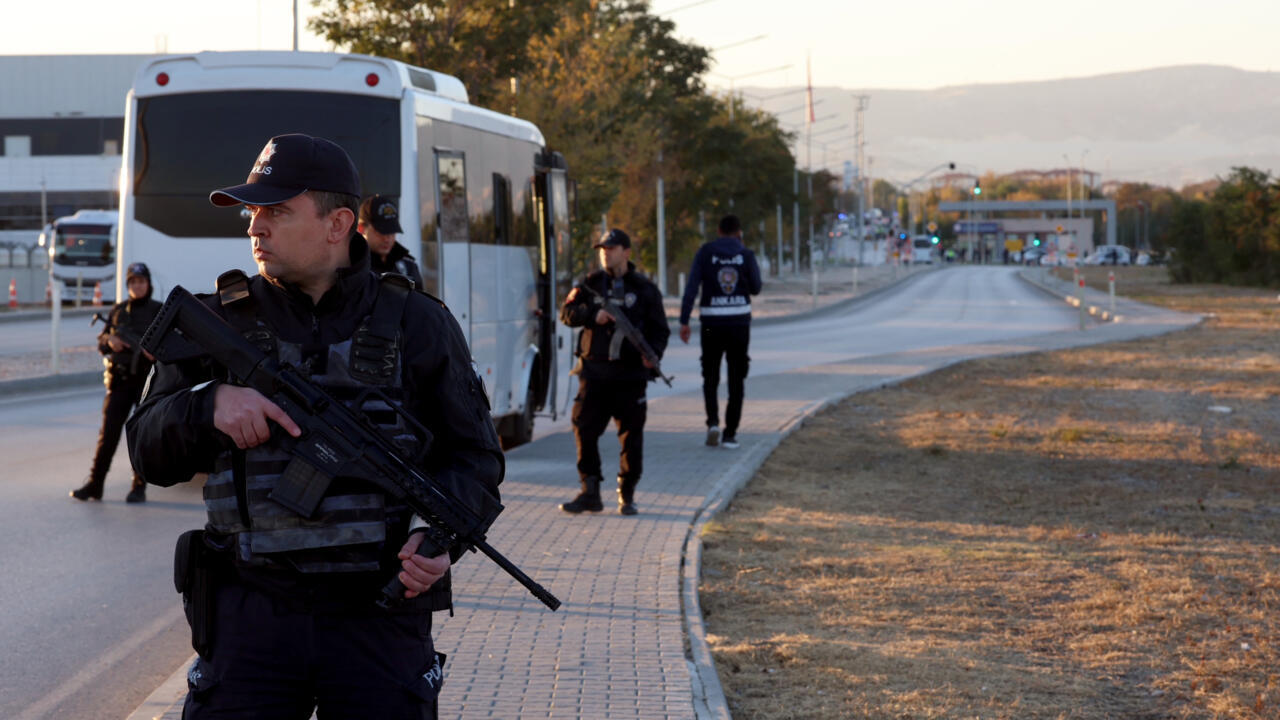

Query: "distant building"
(0, 54), (155, 235)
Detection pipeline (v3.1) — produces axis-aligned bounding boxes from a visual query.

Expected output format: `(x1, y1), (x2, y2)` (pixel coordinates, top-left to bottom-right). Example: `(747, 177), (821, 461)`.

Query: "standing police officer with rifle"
(70, 262), (160, 503)
(559, 229), (670, 516)
(125, 134), (504, 719)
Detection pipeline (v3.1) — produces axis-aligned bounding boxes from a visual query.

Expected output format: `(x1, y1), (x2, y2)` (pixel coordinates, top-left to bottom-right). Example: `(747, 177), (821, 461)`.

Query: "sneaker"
(721, 436), (740, 449)
(705, 425), (720, 447)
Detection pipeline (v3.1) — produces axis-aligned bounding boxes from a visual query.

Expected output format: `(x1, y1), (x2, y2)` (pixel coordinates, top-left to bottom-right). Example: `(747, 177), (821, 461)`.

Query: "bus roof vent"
(407, 67), (436, 93)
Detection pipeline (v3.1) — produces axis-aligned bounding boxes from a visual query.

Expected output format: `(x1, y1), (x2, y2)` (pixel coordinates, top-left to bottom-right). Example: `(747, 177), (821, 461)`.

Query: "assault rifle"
(92, 311), (148, 376)
(139, 286), (560, 611)
(579, 283), (673, 387)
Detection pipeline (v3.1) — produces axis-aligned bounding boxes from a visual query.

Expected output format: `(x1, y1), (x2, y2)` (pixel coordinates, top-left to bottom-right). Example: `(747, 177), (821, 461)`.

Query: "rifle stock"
(140, 286), (561, 611)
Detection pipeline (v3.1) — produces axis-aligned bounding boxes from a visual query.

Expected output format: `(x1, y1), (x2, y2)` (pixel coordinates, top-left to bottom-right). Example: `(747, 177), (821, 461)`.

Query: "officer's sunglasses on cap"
(128, 263), (147, 275)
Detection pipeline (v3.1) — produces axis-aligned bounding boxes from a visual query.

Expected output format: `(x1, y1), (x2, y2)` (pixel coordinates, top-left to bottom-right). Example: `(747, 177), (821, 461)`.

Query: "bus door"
(434, 149), (471, 346)
(544, 163), (574, 420)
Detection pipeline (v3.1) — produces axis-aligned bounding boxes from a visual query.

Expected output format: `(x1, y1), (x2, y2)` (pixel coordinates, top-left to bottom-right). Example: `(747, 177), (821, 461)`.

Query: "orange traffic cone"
(92, 282), (103, 306)
(7, 278), (16, 309)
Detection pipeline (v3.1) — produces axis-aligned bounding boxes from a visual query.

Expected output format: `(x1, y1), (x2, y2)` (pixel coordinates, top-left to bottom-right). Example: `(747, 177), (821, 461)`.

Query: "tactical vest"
(203, 270), (425, 574)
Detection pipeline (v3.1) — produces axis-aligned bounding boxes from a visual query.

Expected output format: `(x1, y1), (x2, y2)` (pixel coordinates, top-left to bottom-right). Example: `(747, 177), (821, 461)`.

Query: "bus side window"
(492, 173), (512, 245)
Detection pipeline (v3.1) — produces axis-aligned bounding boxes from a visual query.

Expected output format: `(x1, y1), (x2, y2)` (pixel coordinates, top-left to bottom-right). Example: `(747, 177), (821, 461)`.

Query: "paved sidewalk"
(127, 266), (1199, 720)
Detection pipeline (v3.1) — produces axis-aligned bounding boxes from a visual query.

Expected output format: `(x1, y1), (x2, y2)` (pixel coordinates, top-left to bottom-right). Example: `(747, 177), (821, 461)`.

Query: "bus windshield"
(54, 224), (114, 266)
(132, 90), (401, 238)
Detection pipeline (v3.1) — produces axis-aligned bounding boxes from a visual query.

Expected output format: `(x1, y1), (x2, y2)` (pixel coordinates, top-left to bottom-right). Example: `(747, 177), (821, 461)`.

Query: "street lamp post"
(1062, 154), (1073, 256)
(1078, 149), (1090, 247)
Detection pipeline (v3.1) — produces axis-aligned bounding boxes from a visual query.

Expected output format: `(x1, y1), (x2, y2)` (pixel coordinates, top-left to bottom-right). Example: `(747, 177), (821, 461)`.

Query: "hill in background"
(745, 65), (1280, 189)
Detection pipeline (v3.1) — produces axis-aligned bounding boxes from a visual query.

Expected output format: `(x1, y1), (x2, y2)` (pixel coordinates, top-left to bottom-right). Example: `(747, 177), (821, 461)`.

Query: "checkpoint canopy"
(938, 199), (1117, 254)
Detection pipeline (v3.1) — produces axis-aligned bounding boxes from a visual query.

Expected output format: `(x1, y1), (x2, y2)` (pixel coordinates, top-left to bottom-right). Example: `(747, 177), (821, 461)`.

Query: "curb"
(0, 370), (100, 397)
(1016, 268), (1122, 323)
(668, 265), (939, 333)
(0, 306), (100, 325)
(125, 655), (192, 720)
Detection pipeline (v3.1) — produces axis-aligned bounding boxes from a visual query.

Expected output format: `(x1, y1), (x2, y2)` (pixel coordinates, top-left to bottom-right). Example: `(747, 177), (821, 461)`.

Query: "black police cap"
(593, 228), (631, 249)
(209, 134), (360, 208)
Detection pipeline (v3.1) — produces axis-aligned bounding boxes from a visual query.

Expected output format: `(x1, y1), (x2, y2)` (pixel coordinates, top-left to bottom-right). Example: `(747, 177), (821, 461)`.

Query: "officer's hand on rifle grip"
(380, 528), (450, 606)
(213, 384), (302, 449)
(595, 309), (614, 325)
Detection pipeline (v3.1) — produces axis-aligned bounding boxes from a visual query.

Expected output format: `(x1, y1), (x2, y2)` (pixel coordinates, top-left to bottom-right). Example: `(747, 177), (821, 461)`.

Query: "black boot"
(617, 476), (638, 516)
(560, 476), (603, 513)
(70, 477), (104, 501)
(125, 476), (146, 504)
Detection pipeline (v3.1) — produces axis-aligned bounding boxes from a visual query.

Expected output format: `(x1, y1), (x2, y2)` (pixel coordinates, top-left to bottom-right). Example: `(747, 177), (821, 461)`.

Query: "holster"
(174, 529), (216, 658)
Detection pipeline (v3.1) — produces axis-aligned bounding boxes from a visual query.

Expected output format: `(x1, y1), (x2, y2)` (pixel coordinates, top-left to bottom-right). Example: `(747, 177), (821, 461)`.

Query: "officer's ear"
(328, 207), (356, 245)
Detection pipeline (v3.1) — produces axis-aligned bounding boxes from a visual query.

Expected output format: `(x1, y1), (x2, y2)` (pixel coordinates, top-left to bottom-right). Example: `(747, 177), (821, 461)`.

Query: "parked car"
(1021, 247), (1048, 265)
(1084, 245), (1131, 266)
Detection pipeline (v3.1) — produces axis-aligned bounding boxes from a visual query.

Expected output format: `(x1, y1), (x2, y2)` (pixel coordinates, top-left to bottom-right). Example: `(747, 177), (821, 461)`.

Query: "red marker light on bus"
(156, 72), (170, 86)
(365, 73), (379, 87)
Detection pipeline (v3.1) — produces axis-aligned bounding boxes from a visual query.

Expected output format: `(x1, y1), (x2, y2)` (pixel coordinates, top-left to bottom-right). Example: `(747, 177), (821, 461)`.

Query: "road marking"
(16, 605), (184, 720)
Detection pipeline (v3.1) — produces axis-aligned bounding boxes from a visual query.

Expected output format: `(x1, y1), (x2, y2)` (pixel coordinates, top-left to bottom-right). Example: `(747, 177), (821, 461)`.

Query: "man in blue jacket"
(678, 214), (762, 449)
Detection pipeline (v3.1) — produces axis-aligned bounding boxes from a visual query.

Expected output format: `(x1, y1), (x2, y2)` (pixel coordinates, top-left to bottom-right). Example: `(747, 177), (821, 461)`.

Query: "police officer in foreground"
(125, 134), (503, 719)
(70, 262), (161, 503)
(559, 228), (669, 515)
(359, 194), (423, 287)
(679, 214), (762, 449)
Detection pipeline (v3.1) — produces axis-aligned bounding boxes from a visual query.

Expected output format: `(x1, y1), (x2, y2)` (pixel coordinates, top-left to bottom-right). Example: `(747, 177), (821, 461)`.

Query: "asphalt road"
(0, 266), (1080, 719)
(1, 312), (100, 358)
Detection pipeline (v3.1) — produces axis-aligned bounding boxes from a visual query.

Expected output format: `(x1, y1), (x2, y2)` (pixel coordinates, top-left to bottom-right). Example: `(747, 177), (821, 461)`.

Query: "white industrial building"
(0, 54), (155, 244)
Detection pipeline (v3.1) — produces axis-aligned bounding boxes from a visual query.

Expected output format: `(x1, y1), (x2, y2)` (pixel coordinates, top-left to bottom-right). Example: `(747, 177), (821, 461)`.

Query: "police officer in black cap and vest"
(70, 261), (161, 503)
(559, 228), (669, 515)
(126, 133), (503, 719)
(359, 194), (423, 287)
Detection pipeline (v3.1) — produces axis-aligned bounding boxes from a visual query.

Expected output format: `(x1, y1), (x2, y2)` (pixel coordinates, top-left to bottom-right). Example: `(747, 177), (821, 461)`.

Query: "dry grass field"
(700, 267), (1280, 719)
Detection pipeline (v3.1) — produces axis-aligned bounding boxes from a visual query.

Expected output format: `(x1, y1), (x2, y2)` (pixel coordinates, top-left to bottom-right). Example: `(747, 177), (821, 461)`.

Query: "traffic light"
(972, 180), (982, 196)
(930, 235), (940, 244)
(1032, 237), (1041, 246)
(898, 232), (908, 241)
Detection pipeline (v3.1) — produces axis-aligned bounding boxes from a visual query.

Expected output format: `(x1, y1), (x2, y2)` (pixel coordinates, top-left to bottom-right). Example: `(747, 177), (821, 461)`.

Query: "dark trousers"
(700, 324), (751, 436)
(572, 377), (647, 483)
(89, 375), (147, 489)
(183, 580), (442, 719)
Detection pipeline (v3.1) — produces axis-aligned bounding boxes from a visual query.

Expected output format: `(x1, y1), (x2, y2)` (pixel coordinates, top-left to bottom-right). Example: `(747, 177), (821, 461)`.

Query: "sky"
(2, 0), (1278, 91)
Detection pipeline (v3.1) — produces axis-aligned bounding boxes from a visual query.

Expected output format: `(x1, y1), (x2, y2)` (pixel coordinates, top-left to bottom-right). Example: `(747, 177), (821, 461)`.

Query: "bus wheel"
(501, 385), (536, 450)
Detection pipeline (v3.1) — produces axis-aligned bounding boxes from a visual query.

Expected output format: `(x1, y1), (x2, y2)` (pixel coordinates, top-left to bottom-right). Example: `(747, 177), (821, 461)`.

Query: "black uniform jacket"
(560, 263), (670, 382)
(126, 236), (503, 609)
(371, 241), (423, 289)
(99, 296), (162, 379)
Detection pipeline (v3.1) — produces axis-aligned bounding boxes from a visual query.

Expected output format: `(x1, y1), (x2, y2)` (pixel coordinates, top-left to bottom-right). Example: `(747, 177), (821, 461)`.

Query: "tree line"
(311, 0), (820, 285)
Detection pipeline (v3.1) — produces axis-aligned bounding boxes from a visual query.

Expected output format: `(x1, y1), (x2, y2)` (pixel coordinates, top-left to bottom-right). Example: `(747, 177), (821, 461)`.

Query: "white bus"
(41, 209), (118, 301)
(116, 51), (577, 448)
(910, 235), (936, 264)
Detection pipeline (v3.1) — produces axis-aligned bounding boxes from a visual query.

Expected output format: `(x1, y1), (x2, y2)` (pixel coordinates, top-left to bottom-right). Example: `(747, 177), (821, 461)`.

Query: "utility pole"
(852, 94), (869, 265)
(292, 0), (299, 51)
(776, 203), (783, 276)
(792, 145), (800, 275)
(656, 148), (667, 295)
